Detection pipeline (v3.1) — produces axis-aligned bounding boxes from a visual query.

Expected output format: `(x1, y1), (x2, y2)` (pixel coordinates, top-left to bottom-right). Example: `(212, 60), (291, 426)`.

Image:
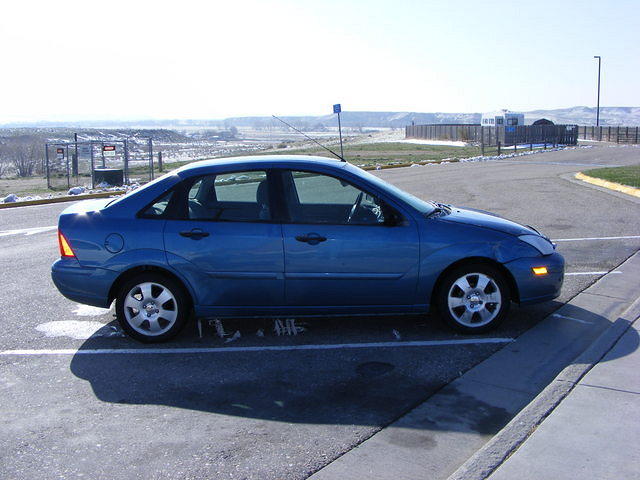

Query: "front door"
(163, 170), (284, 308)
(279, 169), (420, 309)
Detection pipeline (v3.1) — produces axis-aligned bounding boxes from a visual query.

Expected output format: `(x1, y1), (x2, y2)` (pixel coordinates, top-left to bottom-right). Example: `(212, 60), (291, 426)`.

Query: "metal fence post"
(123, 139), (130, 184)
(65, 145), (70, 189)
(73, 133), (79, 177)
(158, 151), (163, 172)
(45, 144), (50, 189)
(148, 138), (154, 181)
(90, 142), (95, 189)
(497, 142), (501, 156)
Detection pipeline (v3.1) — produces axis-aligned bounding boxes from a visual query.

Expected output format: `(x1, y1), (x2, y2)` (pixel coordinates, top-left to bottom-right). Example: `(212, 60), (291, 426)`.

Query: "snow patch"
(36, 320), (124, 339)
(68, 186), (86, 195)
(3, 194), (18, 203)
(399, 139), (468, 147)
(72, 304), (111, 316)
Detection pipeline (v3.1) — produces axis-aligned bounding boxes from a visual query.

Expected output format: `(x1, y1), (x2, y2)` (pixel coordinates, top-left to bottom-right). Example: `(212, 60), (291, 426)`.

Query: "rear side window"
(187, 171), (270, 222)
(141, 190), (174, 218)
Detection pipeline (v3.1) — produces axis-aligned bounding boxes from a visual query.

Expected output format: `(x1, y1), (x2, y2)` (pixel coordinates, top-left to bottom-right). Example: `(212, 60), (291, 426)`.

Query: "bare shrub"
(2, 137), (42, 177)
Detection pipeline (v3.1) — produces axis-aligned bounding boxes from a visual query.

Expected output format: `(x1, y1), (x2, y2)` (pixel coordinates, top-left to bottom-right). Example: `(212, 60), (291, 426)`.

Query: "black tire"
(435, 263), (510, 334)
(115, 273), (189, 343)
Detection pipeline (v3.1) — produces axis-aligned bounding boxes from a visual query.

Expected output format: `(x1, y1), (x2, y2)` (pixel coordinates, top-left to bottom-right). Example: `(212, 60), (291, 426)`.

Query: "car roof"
(175, 155), (348, 175)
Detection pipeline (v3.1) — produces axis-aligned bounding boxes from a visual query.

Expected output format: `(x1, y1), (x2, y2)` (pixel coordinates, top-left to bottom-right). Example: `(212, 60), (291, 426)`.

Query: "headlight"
(518, 234), (555, 255)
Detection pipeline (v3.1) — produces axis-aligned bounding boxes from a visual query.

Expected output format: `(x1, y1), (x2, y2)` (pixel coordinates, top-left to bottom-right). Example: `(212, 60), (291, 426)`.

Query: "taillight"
(58, 230), (76, 258)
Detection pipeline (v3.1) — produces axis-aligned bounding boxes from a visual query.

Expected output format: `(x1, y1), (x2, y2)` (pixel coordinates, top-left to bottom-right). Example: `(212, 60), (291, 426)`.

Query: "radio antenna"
(272, 115), (346, 162)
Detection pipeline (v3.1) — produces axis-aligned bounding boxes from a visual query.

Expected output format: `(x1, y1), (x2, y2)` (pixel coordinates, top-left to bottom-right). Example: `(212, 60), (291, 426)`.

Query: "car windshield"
(351, 166), (436, 215)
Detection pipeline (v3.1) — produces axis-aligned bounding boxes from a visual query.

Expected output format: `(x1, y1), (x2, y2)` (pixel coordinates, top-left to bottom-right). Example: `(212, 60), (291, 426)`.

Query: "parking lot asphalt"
(1, 144), (639, 479)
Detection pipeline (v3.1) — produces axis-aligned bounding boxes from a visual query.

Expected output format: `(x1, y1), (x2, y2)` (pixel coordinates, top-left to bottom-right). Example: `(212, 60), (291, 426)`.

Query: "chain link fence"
(45, 138), (155, 191)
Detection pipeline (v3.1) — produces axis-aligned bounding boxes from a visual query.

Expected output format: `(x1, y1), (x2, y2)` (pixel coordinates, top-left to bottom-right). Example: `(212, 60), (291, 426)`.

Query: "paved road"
(0, 145), (639, 479)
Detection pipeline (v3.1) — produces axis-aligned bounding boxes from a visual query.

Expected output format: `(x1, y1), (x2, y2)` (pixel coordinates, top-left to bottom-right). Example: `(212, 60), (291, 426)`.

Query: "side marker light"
(532, 266), (548, 276)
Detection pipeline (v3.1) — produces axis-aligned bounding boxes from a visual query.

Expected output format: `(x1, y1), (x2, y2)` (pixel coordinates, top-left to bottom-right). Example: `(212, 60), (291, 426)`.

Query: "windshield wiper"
(426, 201), (452, 218)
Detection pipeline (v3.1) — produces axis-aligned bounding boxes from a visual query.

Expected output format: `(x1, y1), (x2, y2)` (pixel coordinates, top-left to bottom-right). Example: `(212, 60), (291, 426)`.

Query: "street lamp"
(593, 56), (601, 126)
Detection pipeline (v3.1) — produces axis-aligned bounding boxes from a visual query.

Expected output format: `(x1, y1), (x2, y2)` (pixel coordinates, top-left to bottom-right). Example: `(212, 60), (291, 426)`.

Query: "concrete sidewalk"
(487, 317), (640, 480)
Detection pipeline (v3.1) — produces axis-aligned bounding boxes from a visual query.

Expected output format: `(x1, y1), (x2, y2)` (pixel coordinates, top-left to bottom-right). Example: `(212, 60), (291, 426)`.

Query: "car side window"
(284, 170), (392, 225)
(141, 190), (174, 218)
(186, 171), (270, 222)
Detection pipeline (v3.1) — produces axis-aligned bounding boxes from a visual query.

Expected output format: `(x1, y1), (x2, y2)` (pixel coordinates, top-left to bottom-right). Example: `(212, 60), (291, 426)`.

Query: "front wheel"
(115, 273), (189, 343)
(435, 264), (510, 334)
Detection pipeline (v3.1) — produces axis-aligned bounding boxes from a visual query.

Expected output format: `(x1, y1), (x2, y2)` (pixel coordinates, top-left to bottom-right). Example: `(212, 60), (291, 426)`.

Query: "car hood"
(439, 206), (536, 236)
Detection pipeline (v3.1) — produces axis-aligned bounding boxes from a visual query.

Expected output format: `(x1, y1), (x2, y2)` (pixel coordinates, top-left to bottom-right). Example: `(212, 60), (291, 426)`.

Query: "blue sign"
(333, 104), (341, 114)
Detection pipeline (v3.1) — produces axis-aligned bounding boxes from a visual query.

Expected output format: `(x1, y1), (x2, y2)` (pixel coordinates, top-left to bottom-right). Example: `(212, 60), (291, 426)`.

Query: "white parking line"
(553, 235), (640, 242)
(0, 337), (513, 356)
(565, 271), (622, 276)
(0, 226), (57, 237)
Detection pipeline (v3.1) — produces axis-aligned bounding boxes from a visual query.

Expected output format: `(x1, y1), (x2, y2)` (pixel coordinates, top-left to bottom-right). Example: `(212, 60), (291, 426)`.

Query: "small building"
(481, 110), (525, 127)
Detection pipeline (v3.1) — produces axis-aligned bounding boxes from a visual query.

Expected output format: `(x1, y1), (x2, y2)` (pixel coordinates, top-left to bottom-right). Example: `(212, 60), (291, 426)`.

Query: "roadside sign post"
(102, 145), (116, 170)
(333, 104), (344, 160)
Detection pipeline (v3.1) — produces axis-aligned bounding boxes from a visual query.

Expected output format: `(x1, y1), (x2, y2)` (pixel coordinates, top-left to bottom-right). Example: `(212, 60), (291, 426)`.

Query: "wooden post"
(635, 127), (639, 144)
(616, 127), (620, 143)
(497, 141), (501, 155)
(158, 151), (163, 172)
(480, 126), (485, 156)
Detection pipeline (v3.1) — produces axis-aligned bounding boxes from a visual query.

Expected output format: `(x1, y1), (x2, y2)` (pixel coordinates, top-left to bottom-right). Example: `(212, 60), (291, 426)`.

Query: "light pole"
(593, 56), (601, 126)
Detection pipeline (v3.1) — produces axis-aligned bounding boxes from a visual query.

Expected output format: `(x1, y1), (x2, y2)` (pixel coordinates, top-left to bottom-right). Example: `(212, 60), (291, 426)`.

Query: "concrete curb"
(575, 172), (640, 198)
(0, 190), (126, 209)
(447, 284), (640, 480)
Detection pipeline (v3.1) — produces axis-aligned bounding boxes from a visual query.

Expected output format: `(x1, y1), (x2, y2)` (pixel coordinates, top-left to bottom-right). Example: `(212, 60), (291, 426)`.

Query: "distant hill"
(523, 107), (640, 126)
(2, 107), (638, 129)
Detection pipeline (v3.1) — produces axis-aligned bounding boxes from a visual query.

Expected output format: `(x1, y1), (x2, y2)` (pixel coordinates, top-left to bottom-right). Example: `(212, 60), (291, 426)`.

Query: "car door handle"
(180, 229), (210, 239)
(295, 233), (327, 245)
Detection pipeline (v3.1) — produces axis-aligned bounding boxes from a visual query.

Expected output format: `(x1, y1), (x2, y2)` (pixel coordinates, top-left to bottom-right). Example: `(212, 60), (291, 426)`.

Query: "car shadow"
(69, 303), (639, 434)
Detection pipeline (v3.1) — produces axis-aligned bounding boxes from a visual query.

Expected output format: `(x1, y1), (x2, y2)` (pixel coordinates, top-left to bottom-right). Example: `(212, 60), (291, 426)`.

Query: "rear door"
(163, 169), (284, 307)
(279, 169), (420, 308)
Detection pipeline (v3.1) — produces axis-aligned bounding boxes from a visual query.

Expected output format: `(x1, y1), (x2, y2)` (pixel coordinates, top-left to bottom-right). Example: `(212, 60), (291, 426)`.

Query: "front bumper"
(51, 258), (117, 308)
(504, 251), (565, 305)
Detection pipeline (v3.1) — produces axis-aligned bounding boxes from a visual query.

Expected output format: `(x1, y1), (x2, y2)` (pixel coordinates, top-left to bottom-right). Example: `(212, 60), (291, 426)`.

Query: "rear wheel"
(115, 273), (188, 343)
(435, 263), (510, 333)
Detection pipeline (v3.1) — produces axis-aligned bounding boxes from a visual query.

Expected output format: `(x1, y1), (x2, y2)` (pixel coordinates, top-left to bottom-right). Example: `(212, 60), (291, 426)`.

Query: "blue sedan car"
(52, 156), (564, 342)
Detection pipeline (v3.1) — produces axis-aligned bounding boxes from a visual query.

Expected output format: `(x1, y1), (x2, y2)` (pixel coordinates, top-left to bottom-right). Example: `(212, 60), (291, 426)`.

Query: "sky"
(1, 0), (638, 123)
